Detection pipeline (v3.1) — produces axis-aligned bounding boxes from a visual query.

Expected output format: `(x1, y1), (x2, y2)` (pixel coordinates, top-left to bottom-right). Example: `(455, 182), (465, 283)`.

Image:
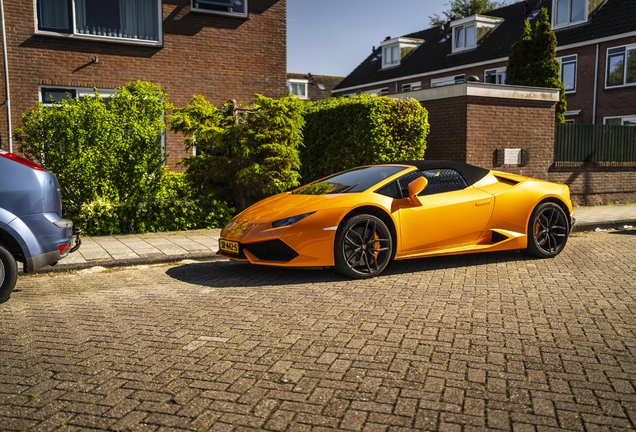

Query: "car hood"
(234, 192), (341, 224)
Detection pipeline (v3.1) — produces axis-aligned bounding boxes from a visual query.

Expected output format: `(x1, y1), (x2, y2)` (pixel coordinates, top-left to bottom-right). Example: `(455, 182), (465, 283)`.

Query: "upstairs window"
(454, 24), (476, 51)
(383, 45), (400, 67)
(380, 37), (422, 69)
(36, 0), (161, 44)
(559, 55), (577, 92)
(192, 0), (248, 17)
(431, 74), (465, 87)
(554, 0), (586, 28)
(450, 15), (502, 54)
(402, 82), (422, 92)
(485, 68), (506, 84)
(287, 79), (308, 99)
(606, 45), (636, 88)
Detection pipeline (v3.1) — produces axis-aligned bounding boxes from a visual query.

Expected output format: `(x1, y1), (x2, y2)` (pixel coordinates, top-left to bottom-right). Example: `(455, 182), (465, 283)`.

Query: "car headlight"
(271, 212), (315, 228)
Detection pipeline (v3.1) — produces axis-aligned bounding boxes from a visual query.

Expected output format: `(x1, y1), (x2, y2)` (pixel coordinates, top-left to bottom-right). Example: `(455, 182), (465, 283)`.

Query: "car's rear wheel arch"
(339, 206), (397, 260)
(0, 229), (24, 264)
(529, 198), (571, 232)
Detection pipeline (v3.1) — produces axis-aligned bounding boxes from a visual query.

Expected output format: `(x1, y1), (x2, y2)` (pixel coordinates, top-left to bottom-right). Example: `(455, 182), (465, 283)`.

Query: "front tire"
(525, 202), (569, 258)
(334, 214), (393, 278)
(0, 244), (18, 304)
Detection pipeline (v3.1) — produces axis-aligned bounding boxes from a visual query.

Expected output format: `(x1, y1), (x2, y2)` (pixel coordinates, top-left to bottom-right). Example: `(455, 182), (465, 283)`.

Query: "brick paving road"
(1, 230), (636, 431)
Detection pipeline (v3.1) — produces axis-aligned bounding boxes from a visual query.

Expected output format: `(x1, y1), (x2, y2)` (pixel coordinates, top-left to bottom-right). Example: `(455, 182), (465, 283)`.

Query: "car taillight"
(0, 150), (45, 171)
(58, 243), (70, 256)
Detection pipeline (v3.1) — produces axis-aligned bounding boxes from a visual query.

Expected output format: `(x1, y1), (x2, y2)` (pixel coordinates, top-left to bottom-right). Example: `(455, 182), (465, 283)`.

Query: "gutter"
(0, 0), (11, 152)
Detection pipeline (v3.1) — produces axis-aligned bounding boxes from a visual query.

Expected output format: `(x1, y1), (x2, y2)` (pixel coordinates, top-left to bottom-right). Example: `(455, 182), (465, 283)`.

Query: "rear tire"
(0, 244), (18, 304)
(334, 214), (393, 278)
(525, 202), (569, 258)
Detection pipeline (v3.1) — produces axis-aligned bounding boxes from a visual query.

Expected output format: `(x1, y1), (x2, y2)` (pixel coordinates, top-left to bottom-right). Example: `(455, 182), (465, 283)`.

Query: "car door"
(395, 169), (494, 253)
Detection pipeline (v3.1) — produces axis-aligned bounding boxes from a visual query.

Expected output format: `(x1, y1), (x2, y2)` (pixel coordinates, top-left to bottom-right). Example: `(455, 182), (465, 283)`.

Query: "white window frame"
(34, 0), (163, 45)
(552, 0), (588, 29)
(364, 88), (389, 96)
(191, 0), (249, 18)
(431, 74), (465, 87)
(484, 68), (506, 84)
(382, 44), (400, 67)
(287, 79), (309, 100)
(39, 85), (116, 104)
(558, 55), (577, 93)
(401, 81), (422, 92)
(605, 44), (636, 89)
(453, 24), (476, 52)
(604, 115), (636, 126)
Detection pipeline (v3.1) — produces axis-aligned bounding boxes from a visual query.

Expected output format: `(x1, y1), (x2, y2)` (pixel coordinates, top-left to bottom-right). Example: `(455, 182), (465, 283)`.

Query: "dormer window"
(554, 0), (585, 27)
(450, 15), (503, 53)
(380, 37), (423, 69)
(455, 25), (476, 50)
(553, 0), (604, 29)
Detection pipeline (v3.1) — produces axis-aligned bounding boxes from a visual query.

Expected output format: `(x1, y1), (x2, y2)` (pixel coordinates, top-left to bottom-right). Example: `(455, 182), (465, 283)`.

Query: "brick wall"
(0, 0), (287, 168)
(411, 84), (636, 205)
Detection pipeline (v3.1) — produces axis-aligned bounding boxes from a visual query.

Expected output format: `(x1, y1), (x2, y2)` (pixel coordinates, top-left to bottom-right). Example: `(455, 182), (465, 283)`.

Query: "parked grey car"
(0, 150), (80, 303)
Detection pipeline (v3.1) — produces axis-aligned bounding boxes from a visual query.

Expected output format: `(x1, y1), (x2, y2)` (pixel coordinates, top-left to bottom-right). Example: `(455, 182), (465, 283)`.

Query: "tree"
(429, 0), (508, 27)
(169, 94), (305, 211)
(506, 8), (567, 123)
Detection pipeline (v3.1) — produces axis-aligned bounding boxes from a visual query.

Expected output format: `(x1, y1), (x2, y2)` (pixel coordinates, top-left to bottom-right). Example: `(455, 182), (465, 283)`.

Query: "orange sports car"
(218, 161), (574, 278)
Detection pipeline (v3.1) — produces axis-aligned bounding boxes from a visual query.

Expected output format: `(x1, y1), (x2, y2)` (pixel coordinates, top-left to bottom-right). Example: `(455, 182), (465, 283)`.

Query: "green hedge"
(301, 94), (429, 182)
(77, 170), (234, 235)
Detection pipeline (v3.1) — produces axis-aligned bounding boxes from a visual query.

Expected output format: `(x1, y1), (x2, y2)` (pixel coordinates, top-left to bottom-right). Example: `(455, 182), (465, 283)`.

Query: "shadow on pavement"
(609, 229), (636, 235)
(166, 250), (533, 288)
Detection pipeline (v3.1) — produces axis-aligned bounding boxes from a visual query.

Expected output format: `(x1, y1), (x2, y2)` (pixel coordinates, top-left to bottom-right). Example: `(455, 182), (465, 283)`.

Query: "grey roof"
(334, 0), (636, 91)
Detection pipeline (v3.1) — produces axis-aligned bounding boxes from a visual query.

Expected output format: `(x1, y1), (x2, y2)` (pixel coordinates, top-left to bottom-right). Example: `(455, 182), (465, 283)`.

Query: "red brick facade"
(406, 83), (636, 205)
(0, 0), (287, 168)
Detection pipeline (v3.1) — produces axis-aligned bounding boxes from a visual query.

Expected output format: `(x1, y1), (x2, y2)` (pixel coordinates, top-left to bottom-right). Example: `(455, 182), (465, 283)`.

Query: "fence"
(554, 123), (636, 162)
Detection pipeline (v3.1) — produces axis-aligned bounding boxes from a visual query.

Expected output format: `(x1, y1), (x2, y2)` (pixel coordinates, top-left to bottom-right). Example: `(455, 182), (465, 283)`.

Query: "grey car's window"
(294, 166), (407, 195)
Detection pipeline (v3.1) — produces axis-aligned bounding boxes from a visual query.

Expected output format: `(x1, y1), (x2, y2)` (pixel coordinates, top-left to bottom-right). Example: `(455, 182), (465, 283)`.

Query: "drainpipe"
(592, 43), (599, 124)
(0, 0), (11, 151)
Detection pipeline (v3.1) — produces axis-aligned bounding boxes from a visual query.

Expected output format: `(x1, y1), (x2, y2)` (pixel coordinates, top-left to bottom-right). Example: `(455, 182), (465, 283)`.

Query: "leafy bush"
(14, 81), (233, 235)
(301, 94), (429, 182)
(169, 94), (305, 211)
(77, 171), (234, 235)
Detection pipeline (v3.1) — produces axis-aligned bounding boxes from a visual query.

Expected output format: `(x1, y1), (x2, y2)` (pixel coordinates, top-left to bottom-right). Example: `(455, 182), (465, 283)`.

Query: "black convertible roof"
(395, 160), (490, 187)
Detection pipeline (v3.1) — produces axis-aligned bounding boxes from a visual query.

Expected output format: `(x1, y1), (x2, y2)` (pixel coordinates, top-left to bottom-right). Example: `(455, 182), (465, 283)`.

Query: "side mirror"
(407, 176), (428, 206)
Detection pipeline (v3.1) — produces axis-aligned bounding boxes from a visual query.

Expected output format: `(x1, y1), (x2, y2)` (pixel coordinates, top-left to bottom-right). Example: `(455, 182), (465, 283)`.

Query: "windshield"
(293, 166), (407, 195)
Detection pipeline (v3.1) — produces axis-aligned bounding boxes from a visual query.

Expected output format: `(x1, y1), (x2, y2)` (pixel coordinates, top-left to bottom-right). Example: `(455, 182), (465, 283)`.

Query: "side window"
(420, 169), (467, 195)
(396, 169), (468, 198)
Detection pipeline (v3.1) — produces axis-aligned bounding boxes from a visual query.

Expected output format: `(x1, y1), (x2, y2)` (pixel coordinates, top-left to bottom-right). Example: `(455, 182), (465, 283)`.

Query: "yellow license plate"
(219, 239), (240, 254)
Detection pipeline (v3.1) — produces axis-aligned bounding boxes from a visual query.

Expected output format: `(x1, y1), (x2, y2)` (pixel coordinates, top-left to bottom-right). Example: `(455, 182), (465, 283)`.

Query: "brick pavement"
(1, 229), (635, 431)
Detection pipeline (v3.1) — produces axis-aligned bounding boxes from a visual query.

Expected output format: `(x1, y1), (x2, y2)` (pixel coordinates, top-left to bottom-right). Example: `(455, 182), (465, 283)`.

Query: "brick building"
(286, 73), (343, 101)
(0, 0), (287, 167)
(333, 0), (636, 126)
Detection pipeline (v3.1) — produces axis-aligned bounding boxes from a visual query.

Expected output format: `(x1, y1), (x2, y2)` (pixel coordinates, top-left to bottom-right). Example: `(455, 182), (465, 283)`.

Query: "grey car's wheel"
(0, 244), (18, 304)
(525, 202), (569, 258)
(334, 214), (393, 278)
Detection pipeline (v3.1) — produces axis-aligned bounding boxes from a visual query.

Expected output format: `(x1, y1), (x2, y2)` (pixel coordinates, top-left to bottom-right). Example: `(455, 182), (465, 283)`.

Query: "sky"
(287, 0), (450, 77)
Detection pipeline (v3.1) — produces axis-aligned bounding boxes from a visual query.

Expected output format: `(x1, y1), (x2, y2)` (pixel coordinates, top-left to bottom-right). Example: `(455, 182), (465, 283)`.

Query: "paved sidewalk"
(46, 203), (636, 273)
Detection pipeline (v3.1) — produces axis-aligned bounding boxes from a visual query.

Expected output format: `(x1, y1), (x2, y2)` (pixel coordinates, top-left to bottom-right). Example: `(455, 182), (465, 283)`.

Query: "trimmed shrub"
(301, 94), (429, 182)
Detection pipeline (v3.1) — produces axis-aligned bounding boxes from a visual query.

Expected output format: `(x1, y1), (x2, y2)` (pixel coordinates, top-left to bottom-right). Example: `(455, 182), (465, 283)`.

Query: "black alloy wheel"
(525, 202), (569, 258)
(334, 214), (393, 278)
(0, 243), (18, 304)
